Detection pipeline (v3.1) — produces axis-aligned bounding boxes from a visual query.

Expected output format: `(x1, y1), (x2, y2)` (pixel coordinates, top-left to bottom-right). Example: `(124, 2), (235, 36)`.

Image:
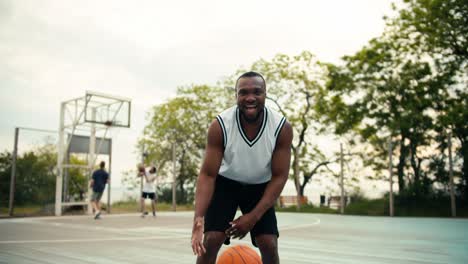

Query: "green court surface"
(0, 212), (467, 263)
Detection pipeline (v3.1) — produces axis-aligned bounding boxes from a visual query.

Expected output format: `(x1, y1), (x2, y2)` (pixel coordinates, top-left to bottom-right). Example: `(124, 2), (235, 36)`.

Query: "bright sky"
(0, 0), (399, 199)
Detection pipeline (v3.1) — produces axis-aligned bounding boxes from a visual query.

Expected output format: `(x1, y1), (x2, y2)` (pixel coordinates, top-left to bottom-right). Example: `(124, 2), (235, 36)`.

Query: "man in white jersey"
(191, 71), (293, 264)
(138, 166), (157, 217)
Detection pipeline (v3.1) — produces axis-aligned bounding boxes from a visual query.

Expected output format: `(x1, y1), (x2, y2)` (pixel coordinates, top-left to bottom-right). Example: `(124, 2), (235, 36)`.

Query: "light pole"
(340, 143), (344, 214)
(172, 142), (176, 211)
(388, 137), (394, 217)
(141, 146), (148, 213)
(448, 132), (456, 217)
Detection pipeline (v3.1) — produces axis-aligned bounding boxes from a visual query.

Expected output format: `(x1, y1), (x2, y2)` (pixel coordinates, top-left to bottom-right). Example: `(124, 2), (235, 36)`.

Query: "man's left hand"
(225, 213), (258, 239)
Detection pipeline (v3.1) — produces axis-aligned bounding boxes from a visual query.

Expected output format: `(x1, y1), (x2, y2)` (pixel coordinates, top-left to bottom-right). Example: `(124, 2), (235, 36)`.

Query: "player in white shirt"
(138, 166), (157, 217)
(191, 71), (293, 264)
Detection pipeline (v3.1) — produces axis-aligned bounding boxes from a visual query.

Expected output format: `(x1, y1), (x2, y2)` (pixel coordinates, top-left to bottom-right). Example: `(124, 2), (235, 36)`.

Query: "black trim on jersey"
(216, 115), (227, 147)
(235, 107), (268, 147)
(274, 117), (286, 137)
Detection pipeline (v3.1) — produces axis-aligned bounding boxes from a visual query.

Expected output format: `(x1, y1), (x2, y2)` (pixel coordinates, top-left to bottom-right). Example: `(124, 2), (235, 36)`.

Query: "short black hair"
(235, 71), (266, 90)
(100, 161), (105, 168)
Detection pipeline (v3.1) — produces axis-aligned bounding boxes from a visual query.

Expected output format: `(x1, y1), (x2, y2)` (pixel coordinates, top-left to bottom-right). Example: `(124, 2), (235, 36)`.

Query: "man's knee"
(204, 232), (226, 252)
(255, 234), (279, 263)
(197, 232), (225, 264)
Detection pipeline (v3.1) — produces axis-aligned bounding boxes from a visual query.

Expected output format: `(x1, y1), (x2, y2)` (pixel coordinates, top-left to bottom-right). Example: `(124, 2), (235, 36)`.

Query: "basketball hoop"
(55, 91), (131, 216)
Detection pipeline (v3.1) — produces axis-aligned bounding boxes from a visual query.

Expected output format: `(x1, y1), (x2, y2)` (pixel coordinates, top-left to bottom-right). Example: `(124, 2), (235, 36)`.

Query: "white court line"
(0, 211), (193, 222)
(1, 213), (193, 239)
(281, 217), (320, 231)
(0, 234), (188, 245)
(0, 214), (131, 223)
(0, 215), (320, 246)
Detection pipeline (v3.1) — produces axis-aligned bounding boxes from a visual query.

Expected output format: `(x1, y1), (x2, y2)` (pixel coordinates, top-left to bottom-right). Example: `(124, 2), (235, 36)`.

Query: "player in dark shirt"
(90, 161), (109, 219)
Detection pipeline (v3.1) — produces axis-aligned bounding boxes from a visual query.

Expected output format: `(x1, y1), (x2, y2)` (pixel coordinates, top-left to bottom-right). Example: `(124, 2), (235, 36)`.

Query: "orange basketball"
(217, 245), (261, 264)
(137, 163), (145, 173)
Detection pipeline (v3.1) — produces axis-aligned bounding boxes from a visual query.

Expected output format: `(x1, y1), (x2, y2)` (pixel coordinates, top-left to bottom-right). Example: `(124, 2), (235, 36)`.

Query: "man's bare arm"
(250, 121), (293, 221)
(191, 119), (224, 256)
(194, 120), (224, 219)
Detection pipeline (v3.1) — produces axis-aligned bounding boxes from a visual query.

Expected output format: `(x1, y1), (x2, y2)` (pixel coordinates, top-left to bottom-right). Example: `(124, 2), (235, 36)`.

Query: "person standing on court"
(191, 71), (293, 264)
(138, 165), (158, 217)
(90, 161), (109, 220)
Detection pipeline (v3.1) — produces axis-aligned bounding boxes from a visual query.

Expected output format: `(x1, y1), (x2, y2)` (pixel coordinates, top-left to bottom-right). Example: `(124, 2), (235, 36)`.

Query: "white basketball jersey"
(216, 105), (286, 184)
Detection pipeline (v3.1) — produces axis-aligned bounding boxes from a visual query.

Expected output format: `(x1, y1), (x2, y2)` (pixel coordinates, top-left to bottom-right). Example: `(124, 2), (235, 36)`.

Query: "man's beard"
(239, 107), (264, 124)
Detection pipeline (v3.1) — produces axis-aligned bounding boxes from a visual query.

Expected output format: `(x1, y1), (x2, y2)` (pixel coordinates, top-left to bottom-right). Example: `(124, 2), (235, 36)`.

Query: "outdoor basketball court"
(1, 212), (467, 263)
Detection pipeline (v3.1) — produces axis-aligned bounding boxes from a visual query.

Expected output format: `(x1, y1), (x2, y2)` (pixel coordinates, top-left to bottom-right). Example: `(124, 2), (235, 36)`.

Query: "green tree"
(323, 0), (467, 198)
(391, 0), (467, 64)
(226, 52), (343, 205)
(66, 155), (88, 201)
(0, 145), (56, 206)
(389, 0), (467, 199)
(0, 145), (89, 207)
(0, 151), (13, 206)
(325, 36), (448, 196)
(137, 85), (231, 203)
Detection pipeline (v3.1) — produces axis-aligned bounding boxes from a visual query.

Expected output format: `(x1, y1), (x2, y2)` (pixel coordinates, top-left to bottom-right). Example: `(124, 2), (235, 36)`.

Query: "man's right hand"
(191, 217), (206, 256)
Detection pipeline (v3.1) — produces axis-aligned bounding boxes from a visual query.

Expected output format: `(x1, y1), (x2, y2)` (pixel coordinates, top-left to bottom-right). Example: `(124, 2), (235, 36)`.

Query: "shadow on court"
(1, 212), (467, 263)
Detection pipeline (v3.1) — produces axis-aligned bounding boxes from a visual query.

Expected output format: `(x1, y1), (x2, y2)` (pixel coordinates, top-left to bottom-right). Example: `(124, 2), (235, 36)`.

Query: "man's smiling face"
(236, 76), (266, 123)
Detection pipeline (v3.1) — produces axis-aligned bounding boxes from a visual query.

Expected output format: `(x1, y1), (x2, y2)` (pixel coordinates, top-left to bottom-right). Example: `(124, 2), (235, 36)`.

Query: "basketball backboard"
(84, 91), (131, 128)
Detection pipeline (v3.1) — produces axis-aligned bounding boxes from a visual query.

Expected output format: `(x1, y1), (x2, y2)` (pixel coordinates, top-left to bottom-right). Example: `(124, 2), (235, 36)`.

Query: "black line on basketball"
(231, 246), (247, 264)
(227, 251), (235, 263)
(239, 245), (261, 264)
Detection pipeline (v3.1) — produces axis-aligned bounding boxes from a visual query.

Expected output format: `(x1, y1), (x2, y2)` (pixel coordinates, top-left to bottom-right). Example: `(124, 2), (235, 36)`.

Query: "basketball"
(217, 245), (261, 264)
(137, 164), (145, 173)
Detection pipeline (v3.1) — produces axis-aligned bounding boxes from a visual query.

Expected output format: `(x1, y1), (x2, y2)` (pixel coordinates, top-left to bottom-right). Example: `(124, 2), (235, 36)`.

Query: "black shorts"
(141, 192), (156, 200)
(91, 191), (103, 202)
(204, 175), (279, 247)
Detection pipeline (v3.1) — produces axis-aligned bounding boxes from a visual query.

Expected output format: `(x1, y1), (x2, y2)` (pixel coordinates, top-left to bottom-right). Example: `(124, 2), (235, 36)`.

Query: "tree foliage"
(323, 0), (467, 198)
(131, 0), (467, 205)
(0, 144), (88, 207)
(136, 85), (232, 203)
(391, 0), (467, 198)
(227, 52), (354, 199)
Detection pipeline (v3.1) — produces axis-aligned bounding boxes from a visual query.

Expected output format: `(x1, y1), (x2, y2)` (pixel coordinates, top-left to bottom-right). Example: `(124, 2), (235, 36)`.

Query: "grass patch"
(3, 196), (466, 218)
(393, 196), (468, 217)
(275, 196), (468, 218)
(0, 204), (53, 217)
(345, 198), (387, 216)
(276, 204), (338, 214)
(110, 200), (193, 214)
(345, 196), (468, 217)
(1, 201), (194, 217)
